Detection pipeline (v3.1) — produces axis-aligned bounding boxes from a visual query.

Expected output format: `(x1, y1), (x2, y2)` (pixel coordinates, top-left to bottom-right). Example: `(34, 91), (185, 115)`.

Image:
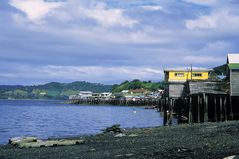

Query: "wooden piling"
(220, 96), (223, 122)
(169, 99), (173, 125)
(197, 95), (200, 123)
(189, 96), (193, 124)
(214, 96), (217, 122)
(163, 98), (168, 126)
(230, 96), (234, 120)
(203, 93), (208, 122)
(224, 96), (227, 121)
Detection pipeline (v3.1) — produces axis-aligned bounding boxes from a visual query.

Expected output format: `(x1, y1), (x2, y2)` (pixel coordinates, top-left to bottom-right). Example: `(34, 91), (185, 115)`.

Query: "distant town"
(69, 89), (163, 101)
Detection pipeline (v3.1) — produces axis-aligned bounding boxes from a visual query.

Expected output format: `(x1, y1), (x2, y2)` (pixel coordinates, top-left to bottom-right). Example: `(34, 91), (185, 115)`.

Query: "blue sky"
(0, 0), (239, 85)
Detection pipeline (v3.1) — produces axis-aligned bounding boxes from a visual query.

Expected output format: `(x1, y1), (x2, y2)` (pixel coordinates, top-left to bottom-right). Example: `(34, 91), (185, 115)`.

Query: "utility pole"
(191, 64), (193, 80)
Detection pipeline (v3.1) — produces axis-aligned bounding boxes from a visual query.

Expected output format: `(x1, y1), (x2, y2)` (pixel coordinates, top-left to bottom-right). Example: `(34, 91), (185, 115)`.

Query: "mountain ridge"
(0, 81), (112, 100)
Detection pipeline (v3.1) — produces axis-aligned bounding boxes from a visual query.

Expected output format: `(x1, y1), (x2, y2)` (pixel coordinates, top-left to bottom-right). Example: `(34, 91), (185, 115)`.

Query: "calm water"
(0, 100), (163, 144)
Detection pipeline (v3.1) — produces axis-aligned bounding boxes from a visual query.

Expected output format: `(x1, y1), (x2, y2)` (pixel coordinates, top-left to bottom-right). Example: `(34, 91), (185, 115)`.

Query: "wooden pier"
(160, 56), (239, 125)
(161, 79), (239, 125)
(69, 98), (161, 107)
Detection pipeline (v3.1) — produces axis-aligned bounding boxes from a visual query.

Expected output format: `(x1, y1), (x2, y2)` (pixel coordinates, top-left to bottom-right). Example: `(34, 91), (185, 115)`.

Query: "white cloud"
(183, 0), (218, 6)
(186, 10), (239, 30)
(42, 65), (163, 81)
(7, 1), (182, 45)
(10, 0), (63, 23)
(3, 0), (239, 85)
(183, 55), (223, 64)
(83, 3), (137, 27)
(142, 5), (163, 11)
(0, 73), (17, 78)
(186, 15), (216, 30)
(201, 41), (232, 53)
(9, 65), (163, 83)
(182, 41), (232, 65)
(10, 0), (137, 27)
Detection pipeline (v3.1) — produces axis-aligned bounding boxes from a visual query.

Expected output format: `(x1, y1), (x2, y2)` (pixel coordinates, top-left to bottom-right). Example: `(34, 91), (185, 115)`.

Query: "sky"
(0, 0), (239, 85)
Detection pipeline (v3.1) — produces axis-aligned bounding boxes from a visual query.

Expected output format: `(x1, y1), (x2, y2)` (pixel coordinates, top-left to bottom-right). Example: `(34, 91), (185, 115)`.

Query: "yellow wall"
(168, 71), (209, 81)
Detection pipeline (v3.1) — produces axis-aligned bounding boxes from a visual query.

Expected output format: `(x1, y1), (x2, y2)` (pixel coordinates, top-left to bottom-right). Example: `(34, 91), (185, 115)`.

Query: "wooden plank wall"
(230, 70), (239, 96)
(165, 83), (185, 98)
(187, 81), (228, 95)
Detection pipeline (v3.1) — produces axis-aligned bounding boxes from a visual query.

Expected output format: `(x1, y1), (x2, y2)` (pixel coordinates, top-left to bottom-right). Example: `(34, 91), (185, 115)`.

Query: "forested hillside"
(111, 79), (164, 93)
(0, 81), (112, 100)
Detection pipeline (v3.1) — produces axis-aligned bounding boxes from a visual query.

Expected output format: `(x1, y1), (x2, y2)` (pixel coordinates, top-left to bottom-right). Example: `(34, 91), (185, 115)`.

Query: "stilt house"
(164, 68), (210, 98)
(227, 54), (239, 96)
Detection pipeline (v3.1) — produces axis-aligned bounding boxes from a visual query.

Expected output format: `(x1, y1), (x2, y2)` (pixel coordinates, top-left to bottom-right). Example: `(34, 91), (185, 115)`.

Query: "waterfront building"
(164, 67), (211, 98)
(227, 54), (239, 96)
(164, 68), (210, 83)
(129, 88), (146, 95)
(78, 91), (93, 99)
(121, 90), (129, 93)
(100, 92), (112, 98)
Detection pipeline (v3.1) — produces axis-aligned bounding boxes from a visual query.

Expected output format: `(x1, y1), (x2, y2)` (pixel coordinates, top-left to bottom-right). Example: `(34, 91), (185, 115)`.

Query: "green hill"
(213, 64), (227, 75)
(208, 64), (227, 80)
(0, 81), (112, 100)
(111, 79), (164, 93)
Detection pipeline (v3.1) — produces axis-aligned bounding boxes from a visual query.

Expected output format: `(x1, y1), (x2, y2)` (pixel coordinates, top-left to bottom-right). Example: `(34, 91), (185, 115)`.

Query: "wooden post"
(163, 98), (168, 126)
(159, 99), (163, 112)
(177, 99), (182, 124)
(230, 96), (233, 120)
(224, 96), (227, 121)
(220, 96), (223, 122)
(161, 99), (164, 112)
(169, 99), (173, 125)
(189, 96), (193, 124)
(203, 93), (208, 122)
(197, 95), (200, 123)
(185, 97), (188, 122)
(214, 96), (217, 122)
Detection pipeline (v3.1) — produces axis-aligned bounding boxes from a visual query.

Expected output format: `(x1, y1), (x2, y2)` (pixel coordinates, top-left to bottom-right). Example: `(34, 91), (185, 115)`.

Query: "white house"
(78, 91), (93, 99)
(100, 92), (112, 98)
(121, 90), (129, 93)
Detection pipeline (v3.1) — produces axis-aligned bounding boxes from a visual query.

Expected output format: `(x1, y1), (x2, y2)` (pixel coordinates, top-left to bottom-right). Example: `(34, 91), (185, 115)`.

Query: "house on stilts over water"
(161, 53), (239, 125)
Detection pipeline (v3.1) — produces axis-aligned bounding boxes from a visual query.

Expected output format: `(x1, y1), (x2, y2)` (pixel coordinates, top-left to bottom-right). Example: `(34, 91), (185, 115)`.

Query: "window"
(193, 73), (202, 77)
(175, 73), (184, 77)
(231, 69), (239, 72)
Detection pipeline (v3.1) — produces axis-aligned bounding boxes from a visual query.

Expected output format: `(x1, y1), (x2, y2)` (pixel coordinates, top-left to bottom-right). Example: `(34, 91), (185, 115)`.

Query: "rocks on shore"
(9, 136), (84, 148)
(102, 124), (123, 134)
(114, 133), (126, 138)
(9, 137), (37, 146)
(224, 155), (239, 159)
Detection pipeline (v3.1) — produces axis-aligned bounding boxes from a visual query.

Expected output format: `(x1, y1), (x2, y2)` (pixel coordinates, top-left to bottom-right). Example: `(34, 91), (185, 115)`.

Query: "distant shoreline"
(0, 99), (152, 107)
(0, 98), (65, 100)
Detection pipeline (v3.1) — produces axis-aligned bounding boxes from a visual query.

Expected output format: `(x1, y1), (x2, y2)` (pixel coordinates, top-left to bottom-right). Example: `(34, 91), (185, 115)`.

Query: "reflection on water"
(0, 100), (163, 144)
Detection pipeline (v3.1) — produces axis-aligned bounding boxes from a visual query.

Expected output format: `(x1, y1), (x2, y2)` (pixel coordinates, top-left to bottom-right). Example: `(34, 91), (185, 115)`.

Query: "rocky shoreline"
(1, 121), (239, 159)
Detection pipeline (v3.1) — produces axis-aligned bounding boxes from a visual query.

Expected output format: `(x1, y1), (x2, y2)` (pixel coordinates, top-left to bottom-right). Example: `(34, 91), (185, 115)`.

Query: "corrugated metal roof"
(164, 67), (211, 72)
(227, 54), (239, 63)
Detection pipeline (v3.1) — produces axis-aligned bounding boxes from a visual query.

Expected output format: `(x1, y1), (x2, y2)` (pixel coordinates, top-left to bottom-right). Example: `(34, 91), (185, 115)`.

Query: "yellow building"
(164, 68), (210, 82)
